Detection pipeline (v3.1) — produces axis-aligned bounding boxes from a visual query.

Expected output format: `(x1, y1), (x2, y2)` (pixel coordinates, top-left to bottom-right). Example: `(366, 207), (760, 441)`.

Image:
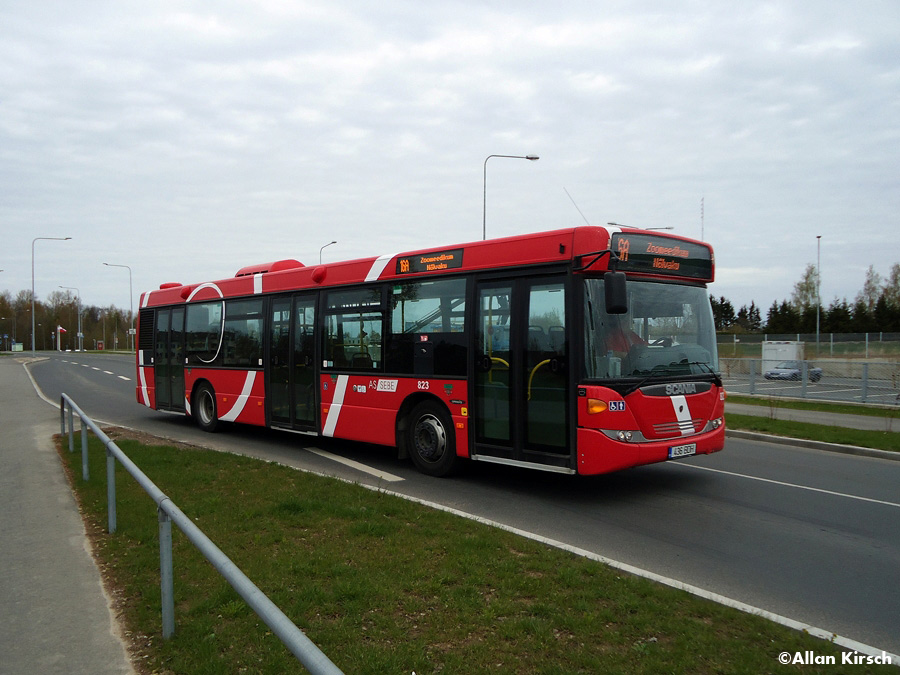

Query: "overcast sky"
(2, 1), (898, 317)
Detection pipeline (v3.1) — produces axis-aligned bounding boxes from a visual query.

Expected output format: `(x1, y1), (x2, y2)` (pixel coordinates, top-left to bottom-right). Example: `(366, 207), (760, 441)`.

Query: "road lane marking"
(679, 464), (900, 509)
(118, 375), (131, 381)
(306, 448), (404, 483)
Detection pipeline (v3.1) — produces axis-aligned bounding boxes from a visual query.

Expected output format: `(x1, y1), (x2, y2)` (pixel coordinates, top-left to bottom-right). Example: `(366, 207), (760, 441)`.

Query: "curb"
(725, 429), (900, 462)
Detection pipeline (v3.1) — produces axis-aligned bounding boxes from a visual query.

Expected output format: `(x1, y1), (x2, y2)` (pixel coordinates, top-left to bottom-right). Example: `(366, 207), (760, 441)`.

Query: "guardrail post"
(159, 505), (175, 639)
(861, 363), (869, 403)
(60, 396), (66, 436)
(81, 418), (89, 481)
(107, 446), (117, 534)
(67, 405), (74, 453)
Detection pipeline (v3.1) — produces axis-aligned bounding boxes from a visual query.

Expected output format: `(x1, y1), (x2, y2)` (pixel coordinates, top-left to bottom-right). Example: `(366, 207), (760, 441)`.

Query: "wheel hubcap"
(414, 414), (446, 462)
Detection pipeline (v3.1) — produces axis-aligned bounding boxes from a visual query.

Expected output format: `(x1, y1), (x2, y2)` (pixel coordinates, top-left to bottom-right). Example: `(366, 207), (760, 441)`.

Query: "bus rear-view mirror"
(605, 272), (628, 314)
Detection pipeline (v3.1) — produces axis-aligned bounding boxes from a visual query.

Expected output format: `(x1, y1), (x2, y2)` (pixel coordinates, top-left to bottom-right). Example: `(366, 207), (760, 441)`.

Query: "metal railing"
(720, 358), (900, 406)
(59, 393), (343, 675)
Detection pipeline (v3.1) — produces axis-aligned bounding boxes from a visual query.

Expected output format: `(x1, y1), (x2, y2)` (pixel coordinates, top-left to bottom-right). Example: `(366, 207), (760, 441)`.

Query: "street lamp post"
(816, 235), (822, 358)
(319, 241), (337, 264)
(59, 285), (82, 351)
(32, 236), (71, 355)
(483, 154), (539, 240)
(103, 262), (134, 351)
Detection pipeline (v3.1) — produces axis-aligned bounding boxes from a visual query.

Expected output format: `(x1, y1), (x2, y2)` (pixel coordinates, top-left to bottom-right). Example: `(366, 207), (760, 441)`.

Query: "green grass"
(726, 414), (900, 452)
(58, 432), (897, 674)
(725, 395), (900, 452)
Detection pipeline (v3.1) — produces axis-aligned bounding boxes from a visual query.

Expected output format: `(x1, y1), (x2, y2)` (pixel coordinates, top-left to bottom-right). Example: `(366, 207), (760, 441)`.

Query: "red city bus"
(136, 226), (725, 476)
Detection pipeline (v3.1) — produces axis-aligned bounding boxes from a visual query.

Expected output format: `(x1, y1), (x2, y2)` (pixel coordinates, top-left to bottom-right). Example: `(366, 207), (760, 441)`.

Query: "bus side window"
(386, 278), (467, 376)
(323, 288), (384, 371)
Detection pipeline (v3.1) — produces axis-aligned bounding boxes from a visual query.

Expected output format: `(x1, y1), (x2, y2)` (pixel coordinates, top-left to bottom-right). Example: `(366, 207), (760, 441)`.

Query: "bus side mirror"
(605, 272), (628, 314)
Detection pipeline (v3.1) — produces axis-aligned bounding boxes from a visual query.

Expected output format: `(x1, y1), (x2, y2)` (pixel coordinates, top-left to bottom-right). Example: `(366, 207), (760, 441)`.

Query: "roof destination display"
(611, 232), (713, 281)
(396, 248), (464, 275)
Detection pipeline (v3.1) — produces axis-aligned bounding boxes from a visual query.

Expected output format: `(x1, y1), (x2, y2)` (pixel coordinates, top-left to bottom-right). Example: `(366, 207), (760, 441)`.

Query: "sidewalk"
(0, 357), (134, 675)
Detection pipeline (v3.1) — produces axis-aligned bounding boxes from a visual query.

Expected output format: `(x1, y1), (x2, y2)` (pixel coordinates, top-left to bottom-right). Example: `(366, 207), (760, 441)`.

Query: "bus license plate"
(668, 443), (696, 459)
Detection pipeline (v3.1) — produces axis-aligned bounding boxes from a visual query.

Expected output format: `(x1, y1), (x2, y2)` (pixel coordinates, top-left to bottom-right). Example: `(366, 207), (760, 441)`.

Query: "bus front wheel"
(407, 401), (457, 477)
(193, 383), (219, 433)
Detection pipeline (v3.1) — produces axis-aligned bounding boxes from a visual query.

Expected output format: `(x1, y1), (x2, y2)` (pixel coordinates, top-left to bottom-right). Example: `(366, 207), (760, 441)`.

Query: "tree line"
(711, 263), (900, 334)
(0, 289), (133, 351)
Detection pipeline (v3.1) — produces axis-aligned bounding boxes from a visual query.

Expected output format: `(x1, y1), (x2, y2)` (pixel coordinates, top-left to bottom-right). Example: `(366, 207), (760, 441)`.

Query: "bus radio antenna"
(564, 187), (592, 226)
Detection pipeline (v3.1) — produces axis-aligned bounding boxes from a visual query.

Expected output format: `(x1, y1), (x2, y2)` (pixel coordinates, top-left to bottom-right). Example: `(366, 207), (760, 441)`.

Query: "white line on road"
(679, 464), (900, 509)
(306, 448), (404, 483)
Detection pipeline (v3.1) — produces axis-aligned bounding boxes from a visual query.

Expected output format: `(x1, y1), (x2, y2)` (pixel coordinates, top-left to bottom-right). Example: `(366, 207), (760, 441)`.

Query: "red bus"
(136, 226), (724, 476)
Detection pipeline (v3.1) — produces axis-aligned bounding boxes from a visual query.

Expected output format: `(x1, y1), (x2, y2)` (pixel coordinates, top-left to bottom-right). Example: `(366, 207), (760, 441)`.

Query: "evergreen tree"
(823, 298), (853, 333)
(748, 301), (762, 331)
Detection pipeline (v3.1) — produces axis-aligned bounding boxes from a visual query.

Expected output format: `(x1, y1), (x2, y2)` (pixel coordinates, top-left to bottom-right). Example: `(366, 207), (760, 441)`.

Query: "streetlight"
(483, 154), (539, 240)
(816, 235), (822, 357)
(103, 262), (134, 351)
(32, 236), (71, 355)
(59, 285), (82, 351)
(319, 241), (337, 264)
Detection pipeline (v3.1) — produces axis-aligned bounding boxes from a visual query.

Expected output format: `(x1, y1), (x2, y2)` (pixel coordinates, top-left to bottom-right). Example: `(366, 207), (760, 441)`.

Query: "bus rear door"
(153, 307), (185, 412)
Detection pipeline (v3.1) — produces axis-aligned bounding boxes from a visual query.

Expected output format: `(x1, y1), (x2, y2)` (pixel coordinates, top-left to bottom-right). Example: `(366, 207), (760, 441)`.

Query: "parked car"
(764, 360), (823, 382)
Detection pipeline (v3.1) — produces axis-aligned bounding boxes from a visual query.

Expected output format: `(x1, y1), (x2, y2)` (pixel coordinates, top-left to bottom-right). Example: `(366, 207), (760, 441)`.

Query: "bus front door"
(153, 307), (185, 412)
(474, 276), (571, 470)
(269, 294), (317, 430)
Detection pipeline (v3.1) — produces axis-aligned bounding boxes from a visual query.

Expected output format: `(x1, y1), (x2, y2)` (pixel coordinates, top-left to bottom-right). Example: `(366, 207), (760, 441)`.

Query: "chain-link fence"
(717, 332), (900, 360)
(720, 357), (900, 406)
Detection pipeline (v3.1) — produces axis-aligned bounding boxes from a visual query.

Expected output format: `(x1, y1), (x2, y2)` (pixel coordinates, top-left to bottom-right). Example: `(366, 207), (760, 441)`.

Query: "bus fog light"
(616, 430), (633, 442)
(711, 417), (723, 429)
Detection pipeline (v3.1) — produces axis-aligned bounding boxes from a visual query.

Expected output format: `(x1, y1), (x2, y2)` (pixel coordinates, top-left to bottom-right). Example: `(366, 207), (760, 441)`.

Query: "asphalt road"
(25, 352), (900, 656)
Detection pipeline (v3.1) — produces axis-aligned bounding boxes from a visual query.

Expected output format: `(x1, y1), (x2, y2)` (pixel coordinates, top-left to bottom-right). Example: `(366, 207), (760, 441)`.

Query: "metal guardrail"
(59, 393), (343, 675)
(720, 358), (900, 406)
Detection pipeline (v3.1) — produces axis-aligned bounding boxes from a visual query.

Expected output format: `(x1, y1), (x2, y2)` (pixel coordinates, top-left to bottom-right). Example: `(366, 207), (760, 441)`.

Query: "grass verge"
(59, 431), (894, 674)
(726, 414), (900, 452)
(725, 396), (900, 453)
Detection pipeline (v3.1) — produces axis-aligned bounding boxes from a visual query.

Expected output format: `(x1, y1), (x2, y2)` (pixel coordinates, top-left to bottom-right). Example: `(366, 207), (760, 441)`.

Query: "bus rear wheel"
(193, 383), (219, 433)
(407, 401), (457, 477)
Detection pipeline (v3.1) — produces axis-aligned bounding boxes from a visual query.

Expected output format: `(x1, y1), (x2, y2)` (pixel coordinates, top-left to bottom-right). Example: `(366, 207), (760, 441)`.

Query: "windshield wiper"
(622, 360), (721, 396)
(684, 360), (723, 386)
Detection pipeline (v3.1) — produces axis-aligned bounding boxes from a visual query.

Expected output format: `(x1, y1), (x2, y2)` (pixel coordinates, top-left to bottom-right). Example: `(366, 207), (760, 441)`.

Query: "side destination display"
(396, 248), (464, 275)
(611, 233), (713, 280)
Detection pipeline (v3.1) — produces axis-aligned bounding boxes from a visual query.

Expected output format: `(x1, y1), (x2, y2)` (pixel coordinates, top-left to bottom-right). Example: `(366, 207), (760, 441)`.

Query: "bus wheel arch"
(191, 380), (219, 433)
(397, 395), (458, 477)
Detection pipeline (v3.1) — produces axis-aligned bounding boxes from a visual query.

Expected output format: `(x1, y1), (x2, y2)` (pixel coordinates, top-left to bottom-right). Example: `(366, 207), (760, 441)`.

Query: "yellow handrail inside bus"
(527, 359), (551, 400)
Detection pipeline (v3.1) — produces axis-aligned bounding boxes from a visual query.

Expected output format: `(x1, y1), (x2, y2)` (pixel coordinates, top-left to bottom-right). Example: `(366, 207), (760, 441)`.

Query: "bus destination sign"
(610, 233), (712, 280)
(396, 248), (464, 275)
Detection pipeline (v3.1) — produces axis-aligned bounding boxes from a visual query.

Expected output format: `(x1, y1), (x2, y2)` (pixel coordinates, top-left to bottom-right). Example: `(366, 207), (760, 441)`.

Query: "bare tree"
(790, 263), (818, 313)
(855, 265), (883, 311)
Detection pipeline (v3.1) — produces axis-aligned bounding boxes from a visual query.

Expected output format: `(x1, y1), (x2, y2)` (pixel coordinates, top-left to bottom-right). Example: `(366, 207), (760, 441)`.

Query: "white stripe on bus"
(323, 375), (349, 437)
(220, 371), (257, 422)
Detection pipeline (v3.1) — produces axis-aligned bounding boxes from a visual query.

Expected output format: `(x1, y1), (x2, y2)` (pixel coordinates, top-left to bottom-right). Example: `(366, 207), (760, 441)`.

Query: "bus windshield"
(583, 278), (718, 380)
